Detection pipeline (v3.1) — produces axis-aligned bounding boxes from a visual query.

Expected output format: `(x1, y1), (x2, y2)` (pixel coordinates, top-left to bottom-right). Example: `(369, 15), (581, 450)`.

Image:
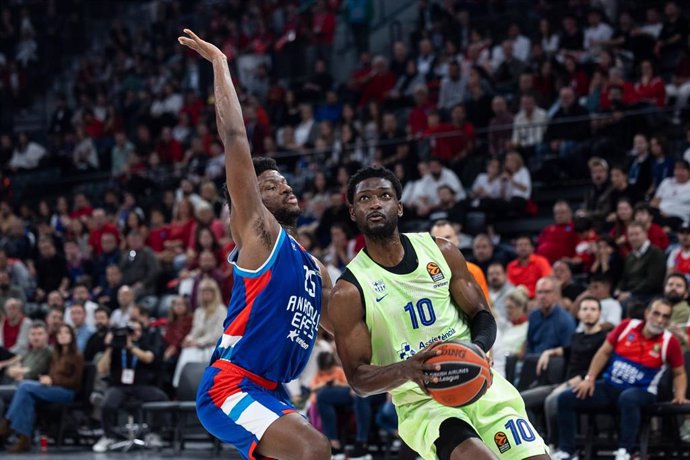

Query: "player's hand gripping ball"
(424, 340), (493, 407)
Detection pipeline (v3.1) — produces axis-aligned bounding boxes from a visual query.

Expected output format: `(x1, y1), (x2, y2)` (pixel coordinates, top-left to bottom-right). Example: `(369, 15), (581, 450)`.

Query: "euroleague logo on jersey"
(426, 262), (445, 282)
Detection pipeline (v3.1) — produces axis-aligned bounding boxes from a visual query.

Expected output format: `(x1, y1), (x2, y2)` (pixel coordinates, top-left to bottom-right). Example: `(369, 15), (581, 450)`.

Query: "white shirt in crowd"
(655, 178), (690, 223)
(472, 173), (503, 199)
(9, 142), (47, 170)
(583, 22), (613, 50)
(415, 168), (466, 206)
(504, 167), (532, 200)
(511, 108), (548, 147)
(64, 300), (99, 330)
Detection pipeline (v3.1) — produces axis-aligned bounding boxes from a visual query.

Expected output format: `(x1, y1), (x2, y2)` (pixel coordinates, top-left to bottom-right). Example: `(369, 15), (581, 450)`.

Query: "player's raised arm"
(329, 280), (441, 396)
(435, 237), (497, 353)
(178, 29), (278, 245)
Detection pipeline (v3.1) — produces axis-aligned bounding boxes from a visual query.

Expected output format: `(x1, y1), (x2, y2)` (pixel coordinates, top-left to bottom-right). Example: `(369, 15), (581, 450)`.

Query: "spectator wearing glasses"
(553, 299), (688, 460)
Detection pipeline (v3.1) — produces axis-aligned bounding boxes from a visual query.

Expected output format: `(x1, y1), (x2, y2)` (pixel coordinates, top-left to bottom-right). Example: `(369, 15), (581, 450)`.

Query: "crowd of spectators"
(1, 0), (690, 456)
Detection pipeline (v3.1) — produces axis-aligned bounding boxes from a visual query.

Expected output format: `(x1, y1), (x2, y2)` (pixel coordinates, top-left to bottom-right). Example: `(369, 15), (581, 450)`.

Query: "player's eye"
(359, 195), (369, 201)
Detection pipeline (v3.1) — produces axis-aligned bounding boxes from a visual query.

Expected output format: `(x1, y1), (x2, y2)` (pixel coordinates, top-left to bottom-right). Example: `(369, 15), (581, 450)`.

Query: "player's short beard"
(273, 206), (300, 228)
(360, 217), (398, 242)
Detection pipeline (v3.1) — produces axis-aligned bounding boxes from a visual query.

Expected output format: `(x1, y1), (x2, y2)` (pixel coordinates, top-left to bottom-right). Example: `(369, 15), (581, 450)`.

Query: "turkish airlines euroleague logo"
(426, 262), (445, 282)
(494, 431), (511, 453)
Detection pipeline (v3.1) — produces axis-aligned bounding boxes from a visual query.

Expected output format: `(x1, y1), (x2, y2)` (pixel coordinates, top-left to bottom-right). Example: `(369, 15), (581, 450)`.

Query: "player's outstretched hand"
(401, 342), (443, 394)
(178, 29), (225, 62)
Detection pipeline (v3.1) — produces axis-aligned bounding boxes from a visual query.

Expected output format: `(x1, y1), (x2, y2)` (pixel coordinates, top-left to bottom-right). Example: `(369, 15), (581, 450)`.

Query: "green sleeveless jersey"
(345, 233), (471, 405)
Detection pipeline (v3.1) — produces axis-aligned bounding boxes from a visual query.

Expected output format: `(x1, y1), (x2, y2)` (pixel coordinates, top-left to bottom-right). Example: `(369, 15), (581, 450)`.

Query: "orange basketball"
(424, 340), (493, 407)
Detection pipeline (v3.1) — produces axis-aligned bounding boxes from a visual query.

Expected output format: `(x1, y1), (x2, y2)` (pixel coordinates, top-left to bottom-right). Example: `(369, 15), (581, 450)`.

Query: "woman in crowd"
(0, 324), (83, 452)
(172, 278), (226, 387)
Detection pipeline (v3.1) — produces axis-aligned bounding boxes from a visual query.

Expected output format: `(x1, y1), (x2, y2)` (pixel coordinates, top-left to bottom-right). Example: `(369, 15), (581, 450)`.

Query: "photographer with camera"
(92, 320), (168, 452)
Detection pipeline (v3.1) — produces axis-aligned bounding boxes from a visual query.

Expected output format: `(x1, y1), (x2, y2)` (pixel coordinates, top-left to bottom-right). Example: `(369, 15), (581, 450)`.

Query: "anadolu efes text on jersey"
(211, 228), (322, 383)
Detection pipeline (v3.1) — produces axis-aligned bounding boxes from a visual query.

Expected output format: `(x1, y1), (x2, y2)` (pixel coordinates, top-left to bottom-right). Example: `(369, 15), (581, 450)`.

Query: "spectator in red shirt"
(507, 236), (553, 298)
(633, 202), (669, 251)
(359, 55), (396, 107)
(423, 110), (454, 162)
(311, 0), (336, 64)
(555, 299), (687, 460)
(600, 68), (639, 110)
(87, 208), (120, 256)
(446, 104), (475, 165)
(634, 59), (666, 108)
(0, 298), (31, 355)
(179, 91), (205, 126)
(146, 208), (170, 255)
(69, 193), (93, 221)
(155, 127), (184, 165)
(537, 201), (577, 264)
(407, 84), (433, 135)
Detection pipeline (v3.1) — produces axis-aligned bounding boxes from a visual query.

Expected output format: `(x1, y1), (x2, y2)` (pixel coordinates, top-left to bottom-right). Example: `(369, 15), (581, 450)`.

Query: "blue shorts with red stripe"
(196, 360), (297, 460)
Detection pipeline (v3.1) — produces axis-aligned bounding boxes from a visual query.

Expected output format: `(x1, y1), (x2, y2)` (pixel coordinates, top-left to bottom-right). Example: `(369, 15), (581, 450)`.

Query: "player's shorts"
(397, 372), (549, 460)
(196, 359), (296, 460)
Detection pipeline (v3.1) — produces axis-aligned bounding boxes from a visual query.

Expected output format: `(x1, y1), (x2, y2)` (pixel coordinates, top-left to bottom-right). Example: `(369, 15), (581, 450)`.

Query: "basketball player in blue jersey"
(329, 166), (549, 460)
(178, 30), (333, 460)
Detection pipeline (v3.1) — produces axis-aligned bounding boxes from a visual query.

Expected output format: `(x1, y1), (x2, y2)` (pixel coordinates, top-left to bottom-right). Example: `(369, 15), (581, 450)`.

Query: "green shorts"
(396, 373), (548, 460)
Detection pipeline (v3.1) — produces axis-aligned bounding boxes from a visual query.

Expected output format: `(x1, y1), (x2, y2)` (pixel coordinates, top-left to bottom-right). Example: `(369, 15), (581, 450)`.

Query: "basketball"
(424, 340), (493, 407)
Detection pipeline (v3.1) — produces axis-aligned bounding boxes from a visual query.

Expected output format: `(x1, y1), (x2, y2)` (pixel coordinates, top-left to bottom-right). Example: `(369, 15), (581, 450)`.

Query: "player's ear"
(349, 205), (356, 221)
(397, 202), (403, 217)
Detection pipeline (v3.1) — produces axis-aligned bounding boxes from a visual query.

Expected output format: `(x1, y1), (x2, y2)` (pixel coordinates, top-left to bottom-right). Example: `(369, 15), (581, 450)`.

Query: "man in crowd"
(84, 307), (110, 363)
(664, 273), (689, 348)
(667, 223), (690, 276)
(111, 285), (135, 328)
(507, 236), (553, 298)
(573, 274), (622, 331)
(579, 157), (612, 228)
(523, 277), (576, 358)
(0, 298), (31, 356)
(487, 262), (513, 320)
(536, 201), (577, 265)
(616, 222), (667, 307)
(554, 299), (688, 460)
(70, 303), (94, 352)
(552, 261), (586, 313)
(65, 282), (99, 329)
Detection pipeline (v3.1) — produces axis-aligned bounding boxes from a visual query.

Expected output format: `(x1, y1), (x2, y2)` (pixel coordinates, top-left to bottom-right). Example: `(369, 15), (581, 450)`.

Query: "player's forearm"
(211, 56), (247, 147)
(349, 363), (410, 396)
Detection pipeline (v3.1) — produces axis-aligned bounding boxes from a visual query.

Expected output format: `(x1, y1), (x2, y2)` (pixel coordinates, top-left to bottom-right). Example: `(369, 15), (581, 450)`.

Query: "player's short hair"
(253, 157), (279, 177)
(346, 166), (402, 205)
(578, 296), (602, 310)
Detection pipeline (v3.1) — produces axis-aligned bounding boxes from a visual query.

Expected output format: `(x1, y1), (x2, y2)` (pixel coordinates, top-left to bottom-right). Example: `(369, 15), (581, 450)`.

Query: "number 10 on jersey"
(403, 298), (436, 329)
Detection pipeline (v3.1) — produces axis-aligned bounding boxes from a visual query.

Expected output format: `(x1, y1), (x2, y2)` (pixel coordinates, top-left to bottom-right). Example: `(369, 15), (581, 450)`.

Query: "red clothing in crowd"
(163, 314), (193, 352)
(424, 123), (455, 162)
(311, 8), (336, 45)
(574, 230), (599, 272)
(156, 138), (184, 164)
(88, 223), (121, 256)
(635, 77), (666, 108)
(447, 121), (475, 158)
(180, 98), (205, 126)
(359, 71), (396, 106)
(147, 224), (171, 253)
(70, 206), (94, 220)
(408, 102), (434, 135)
(600, 82), (639, 110)
(536, 222), (577, 264)
(2, 316), (24, 349)
(647, 223), (669, 250)
(507, 254), (553, 298)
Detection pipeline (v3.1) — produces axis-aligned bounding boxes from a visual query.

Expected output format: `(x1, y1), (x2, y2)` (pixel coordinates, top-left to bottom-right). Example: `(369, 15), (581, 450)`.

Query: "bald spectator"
(523, 277), (576, 357)
(616, 222), (667, 306)
(0, 299), (31, 355)
(87, 208), (120, 256)
(110, 285), (135, 328)
(536, 201), (578, 264)
(119, 230), (160, 297)
(507, 236), (553, 298)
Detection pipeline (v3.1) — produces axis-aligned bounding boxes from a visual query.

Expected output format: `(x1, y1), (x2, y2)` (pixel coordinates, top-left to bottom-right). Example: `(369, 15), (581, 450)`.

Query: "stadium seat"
(638, 350), (690, 460)
(141, 361), (211, 452)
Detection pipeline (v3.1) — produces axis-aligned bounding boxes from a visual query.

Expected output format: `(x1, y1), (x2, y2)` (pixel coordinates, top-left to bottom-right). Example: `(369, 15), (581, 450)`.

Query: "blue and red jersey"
(604, 319), (683, 394)
(211, 228), (322, 383)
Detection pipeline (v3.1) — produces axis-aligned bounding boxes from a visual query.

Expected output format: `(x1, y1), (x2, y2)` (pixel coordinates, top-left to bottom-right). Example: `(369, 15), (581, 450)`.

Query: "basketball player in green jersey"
(328, 166), (549, 460)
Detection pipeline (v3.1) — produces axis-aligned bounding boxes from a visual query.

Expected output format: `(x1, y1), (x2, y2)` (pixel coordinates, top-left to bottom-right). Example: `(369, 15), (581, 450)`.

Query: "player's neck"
(364, 231), (404, 266)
